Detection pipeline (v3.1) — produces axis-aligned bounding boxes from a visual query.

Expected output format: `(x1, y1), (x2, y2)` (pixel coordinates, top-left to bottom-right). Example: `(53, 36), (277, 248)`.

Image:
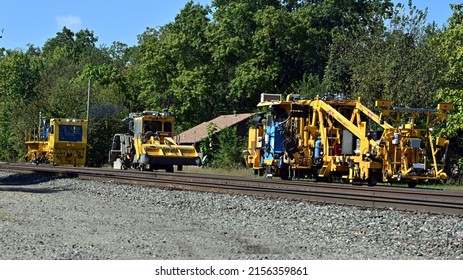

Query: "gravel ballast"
(0, 171), (462, 260)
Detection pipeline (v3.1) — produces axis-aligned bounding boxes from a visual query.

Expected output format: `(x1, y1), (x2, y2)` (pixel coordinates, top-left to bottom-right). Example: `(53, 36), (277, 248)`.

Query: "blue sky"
(0, 0), (460, 50)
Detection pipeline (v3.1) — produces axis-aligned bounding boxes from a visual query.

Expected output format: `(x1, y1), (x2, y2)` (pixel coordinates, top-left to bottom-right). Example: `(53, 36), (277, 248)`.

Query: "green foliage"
(86, 105), (128, 167)
(199, 122), (218, 166)
(323, 1), (440, 108)
(210, 126), (246, 168)
(199, 122), (246, 168)
(435, 4), (463, 137)
(0, 101), (17, 161)
(137, 2), (218, 129)
(291, 73), (326, 99)
(42, 27), (99, 63)
(0, 50), (42, 101)
(0, 49), (42, 162)
(433, 4), (463, 181)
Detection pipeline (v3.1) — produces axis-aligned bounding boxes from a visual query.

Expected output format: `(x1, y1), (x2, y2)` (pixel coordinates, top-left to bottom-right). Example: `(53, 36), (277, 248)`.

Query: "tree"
(0, 50), (41, 101)
(435, 4), (463, 137)
(36, 28), (109, 119)
(0, 49), (42, 161)
(199, 122), (218, 166)
(210, 126), (246, 168)
(86, 105), (127, 167)
(434, 4), (463, 182)
(323, 1), (440, 109)
(137, 1), (219, 130)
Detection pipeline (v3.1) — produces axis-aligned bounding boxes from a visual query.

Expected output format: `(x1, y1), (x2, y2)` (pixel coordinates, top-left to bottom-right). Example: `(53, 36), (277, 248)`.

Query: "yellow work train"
(24, 115), (87, 166)
(108, 111), (201, 172)
(244, 93), (452, 187)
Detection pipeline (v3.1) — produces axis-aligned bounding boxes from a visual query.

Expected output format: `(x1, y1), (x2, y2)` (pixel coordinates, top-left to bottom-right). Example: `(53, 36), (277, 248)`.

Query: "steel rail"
(1, 163), (462, 216)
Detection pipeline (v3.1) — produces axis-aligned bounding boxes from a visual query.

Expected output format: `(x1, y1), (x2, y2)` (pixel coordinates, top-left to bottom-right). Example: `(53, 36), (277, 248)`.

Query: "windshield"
(58, 125), (83, 142)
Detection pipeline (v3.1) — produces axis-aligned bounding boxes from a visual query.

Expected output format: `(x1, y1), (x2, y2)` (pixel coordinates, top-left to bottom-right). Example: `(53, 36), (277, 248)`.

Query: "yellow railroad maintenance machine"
(108, 110), (201, 172)
(24, 112), (88, 166)
(244, 93), (452, 187)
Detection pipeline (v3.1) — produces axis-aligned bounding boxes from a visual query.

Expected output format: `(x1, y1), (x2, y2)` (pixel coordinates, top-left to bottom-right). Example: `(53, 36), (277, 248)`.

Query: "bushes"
(211, 126), (246, 168)
(200, 125), (246, 168)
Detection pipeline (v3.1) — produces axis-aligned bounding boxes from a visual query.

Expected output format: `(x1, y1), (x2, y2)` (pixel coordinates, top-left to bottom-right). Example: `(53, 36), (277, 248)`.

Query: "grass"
(0, 210), (11, 221)
(182, 165), (255, 177)
(417, 184), (463, 191)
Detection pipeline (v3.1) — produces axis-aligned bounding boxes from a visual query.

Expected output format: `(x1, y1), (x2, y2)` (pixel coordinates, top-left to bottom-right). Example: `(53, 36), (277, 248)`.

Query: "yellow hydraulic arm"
(304, 97), (379, 155)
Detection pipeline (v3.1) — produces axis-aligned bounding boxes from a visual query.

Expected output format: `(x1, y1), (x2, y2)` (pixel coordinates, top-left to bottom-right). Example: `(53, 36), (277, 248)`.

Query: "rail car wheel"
(254, 168), (265, 176)
(166, 166), (174, 172)
(280, 167), (292, 180)
(367, 171), (381, 186)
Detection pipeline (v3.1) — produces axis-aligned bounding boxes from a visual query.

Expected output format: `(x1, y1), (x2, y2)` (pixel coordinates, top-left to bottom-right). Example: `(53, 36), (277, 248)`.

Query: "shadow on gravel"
(0, 173), (68, 194)
(0, 186), (64, 194)
(0, 173), (63, 186)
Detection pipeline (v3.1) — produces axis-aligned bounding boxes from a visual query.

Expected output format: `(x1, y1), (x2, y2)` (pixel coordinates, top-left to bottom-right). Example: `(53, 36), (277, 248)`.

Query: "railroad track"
(1, 163), (463, 216)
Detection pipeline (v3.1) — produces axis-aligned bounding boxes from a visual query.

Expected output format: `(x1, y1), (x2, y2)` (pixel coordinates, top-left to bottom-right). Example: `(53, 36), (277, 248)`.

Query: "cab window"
(164, 122), (172, 133)
(58, 125), (83, 142)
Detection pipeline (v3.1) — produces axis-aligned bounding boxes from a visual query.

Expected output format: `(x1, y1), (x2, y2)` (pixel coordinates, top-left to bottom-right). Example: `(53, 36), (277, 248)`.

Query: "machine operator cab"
(129, 111), (174, 145)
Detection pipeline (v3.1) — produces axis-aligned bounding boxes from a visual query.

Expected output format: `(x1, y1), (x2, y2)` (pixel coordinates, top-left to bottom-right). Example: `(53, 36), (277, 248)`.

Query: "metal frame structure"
(244, 94), (451, 187)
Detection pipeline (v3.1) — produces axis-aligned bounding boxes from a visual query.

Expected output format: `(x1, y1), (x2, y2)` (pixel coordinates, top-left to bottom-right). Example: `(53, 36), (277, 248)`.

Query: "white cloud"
(55, 15), (82, 30)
